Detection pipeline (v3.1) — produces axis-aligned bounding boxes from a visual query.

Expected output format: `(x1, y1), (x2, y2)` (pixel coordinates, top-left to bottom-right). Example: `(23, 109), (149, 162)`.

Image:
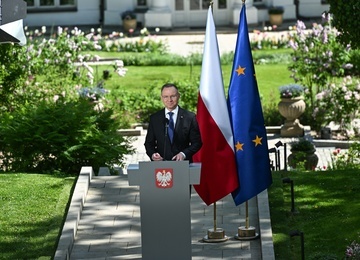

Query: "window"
(190, 0), (212, 10)
(137, 0), (147, 6)
(175, 0), (184, 10)
(40, 0), (54, 6)
(26, 0), (35, 6)
(25, 0), (75, 8)
(60, 0), (75, 4)
(321, 0), (329, 4)
(218, 0), (227, 9)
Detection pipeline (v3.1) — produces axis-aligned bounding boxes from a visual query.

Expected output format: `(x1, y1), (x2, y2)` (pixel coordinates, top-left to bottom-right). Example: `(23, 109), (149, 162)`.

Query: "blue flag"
(227, 4), (272, 206)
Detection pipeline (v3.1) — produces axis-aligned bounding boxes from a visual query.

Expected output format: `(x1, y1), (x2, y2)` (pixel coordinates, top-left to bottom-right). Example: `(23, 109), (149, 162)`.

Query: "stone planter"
(278, 97), (306, 137)
(269, 14), (283, 26)
(288, 149), (319, 170)
(123, 19), (137, 31)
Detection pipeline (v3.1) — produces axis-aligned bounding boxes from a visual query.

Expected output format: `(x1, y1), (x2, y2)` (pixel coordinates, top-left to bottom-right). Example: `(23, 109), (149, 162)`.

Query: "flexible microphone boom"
(163, 118), (169, 161)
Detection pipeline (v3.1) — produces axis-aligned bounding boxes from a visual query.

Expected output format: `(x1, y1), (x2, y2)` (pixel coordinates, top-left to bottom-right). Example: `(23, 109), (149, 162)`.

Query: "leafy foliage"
(290, 138), (315, 152)
(0, 99), (133, 174)
(330, 142), (360, 170)
(0, 26), (134, 174)
(328, 0), (360, 49)
(121, 10), (137, 20)
(106, 79), (199, 125)
(268, 6), (284, 15)
(279, 84), (304, 98)
(288, 15), (358, 131)
(346, 239), (360, 259)
(314, 76), (360, 137)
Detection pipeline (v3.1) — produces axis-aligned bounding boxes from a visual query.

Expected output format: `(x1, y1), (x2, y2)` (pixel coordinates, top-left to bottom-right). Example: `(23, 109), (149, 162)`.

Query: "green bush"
(107, 79), (200, 125)
(328, 0), (360, 49)
(0, 26), (136, 174)
(349, 49), (360, 76)
(288, 16), (357, 132)
(262, 102), (283, 127)
(107, 87), (163, 125)
(330, 142), (360, 170)
(0, 98), (133, 174)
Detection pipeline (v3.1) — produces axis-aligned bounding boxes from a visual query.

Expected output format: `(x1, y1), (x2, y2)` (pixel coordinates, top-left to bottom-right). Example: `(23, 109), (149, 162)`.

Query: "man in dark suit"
(144, 83), (202, 162)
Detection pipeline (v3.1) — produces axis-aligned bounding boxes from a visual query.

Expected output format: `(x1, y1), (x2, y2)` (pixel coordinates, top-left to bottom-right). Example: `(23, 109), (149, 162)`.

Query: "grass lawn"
(269, 169), (360, 259)
(0, 173), (76, 259)
(95, 63), (291, 106)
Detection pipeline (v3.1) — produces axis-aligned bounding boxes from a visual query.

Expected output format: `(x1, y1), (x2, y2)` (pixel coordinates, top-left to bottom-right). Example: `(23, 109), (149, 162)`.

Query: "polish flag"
(193, 7), (239, 206)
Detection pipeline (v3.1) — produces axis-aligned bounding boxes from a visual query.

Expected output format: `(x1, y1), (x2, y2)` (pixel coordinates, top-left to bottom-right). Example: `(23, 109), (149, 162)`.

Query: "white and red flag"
(193, 7), (238, 206)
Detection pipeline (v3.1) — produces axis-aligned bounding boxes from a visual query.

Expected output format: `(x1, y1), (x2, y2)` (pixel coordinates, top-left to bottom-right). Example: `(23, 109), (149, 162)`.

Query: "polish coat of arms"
(155, 168), (173, 188)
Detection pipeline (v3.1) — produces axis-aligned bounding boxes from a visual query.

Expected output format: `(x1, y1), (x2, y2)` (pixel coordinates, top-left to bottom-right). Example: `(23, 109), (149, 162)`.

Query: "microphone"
(164, 118), (169, 139)
(163, 118), (169, 161)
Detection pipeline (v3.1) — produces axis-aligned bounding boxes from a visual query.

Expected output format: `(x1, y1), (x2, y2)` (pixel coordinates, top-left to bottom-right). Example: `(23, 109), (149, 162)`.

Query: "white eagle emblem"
(155, 169), (173, 188)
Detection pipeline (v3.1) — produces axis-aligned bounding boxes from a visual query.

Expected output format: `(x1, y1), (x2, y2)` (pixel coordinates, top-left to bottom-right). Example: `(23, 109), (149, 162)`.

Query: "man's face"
(161, 86), (180, 111)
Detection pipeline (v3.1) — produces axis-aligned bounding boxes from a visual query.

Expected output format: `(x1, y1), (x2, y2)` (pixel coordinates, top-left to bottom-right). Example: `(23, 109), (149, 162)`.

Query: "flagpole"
(235, 0), (259, 240)
(245, 201), (249, 228)
(230, 0), (267, 241)
(235, 200), (259, 240)
(214, 202), (217, 231)
(201, 2), (228, 243)
(203, 201), (229, 243)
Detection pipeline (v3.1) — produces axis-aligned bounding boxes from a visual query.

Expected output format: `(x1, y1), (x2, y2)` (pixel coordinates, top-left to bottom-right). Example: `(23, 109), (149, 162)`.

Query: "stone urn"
(123, 18), (137, 31)
(268, 7), (284, 26)
(278, 97), (306, 137)
(269, 14), (283, 26)
(288, 149), (319, 170)
(121, 10), (137, 32)
(287, 139), (319, 170)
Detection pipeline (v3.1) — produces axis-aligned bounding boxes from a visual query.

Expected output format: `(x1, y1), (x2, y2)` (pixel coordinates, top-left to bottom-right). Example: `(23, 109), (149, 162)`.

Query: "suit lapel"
(175, 107), (184, 132)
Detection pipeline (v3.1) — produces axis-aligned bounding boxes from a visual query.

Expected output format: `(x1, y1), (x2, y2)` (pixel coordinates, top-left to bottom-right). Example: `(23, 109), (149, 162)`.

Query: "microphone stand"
(163, 118), (169, 161)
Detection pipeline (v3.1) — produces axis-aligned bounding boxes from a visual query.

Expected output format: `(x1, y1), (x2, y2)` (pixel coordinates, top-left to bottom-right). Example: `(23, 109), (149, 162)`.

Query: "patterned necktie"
(168, 112), (174, 143)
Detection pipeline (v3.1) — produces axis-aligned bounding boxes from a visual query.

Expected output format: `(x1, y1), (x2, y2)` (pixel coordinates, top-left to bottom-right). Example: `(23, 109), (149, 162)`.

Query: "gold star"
(235, 65), (246, 76)
(252, 135), (263, 147)
(235, 141), (244, 151)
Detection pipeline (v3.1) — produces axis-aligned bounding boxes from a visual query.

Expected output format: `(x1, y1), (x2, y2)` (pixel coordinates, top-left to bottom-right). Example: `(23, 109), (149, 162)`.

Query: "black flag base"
(234, 226), (259, 241)
(203, 228), (229, 243)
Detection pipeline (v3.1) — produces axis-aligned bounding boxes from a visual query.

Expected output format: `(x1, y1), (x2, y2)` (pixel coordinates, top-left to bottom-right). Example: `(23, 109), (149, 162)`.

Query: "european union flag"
(227, 4), (272, 206)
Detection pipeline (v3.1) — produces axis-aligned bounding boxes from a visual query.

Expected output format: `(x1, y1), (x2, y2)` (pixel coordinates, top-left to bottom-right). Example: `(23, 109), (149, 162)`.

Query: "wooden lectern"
(128, 161), (201, 260)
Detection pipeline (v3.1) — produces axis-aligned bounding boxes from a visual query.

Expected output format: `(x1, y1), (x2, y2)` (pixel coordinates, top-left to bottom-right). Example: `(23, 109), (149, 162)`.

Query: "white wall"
(23, 0), (329, 28)
(299, 3), (329, 17)
(24, 0), (99, 27)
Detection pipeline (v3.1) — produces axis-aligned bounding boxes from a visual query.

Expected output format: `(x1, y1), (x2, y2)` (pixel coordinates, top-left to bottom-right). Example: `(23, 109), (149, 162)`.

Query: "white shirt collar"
(165, 106), (179, 124)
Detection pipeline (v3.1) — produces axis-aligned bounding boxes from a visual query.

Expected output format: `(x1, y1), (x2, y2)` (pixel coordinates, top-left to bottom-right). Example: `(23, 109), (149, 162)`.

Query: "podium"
(128, 161), (201, 260)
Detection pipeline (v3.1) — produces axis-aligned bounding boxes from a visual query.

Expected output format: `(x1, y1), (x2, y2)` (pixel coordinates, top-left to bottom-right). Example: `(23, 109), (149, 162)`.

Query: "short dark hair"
(161, 83), (179, 93)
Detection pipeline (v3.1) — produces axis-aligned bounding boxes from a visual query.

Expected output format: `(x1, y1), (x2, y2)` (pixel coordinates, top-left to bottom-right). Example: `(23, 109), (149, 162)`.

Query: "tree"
(328, 0), (360, 49)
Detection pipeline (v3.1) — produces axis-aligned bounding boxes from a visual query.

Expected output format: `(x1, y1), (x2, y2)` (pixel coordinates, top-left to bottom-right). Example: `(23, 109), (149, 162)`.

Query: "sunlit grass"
(93, 63), (291, 106)
(269, 169), (360, 259)
(0, 173), (76, 259)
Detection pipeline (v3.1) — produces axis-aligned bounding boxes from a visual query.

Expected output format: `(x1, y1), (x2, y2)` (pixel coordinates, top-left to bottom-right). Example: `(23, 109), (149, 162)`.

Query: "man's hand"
(152, 153), (163, 161)
(172, 153), (185, 161)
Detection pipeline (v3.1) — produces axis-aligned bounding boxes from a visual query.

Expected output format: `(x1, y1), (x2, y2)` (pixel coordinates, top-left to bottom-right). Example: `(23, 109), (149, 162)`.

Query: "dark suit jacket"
(144, 107), (202, 162)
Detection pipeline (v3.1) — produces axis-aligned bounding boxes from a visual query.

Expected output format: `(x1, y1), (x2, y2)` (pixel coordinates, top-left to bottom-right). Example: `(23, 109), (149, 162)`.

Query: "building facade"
(23, 0), (329, 29)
